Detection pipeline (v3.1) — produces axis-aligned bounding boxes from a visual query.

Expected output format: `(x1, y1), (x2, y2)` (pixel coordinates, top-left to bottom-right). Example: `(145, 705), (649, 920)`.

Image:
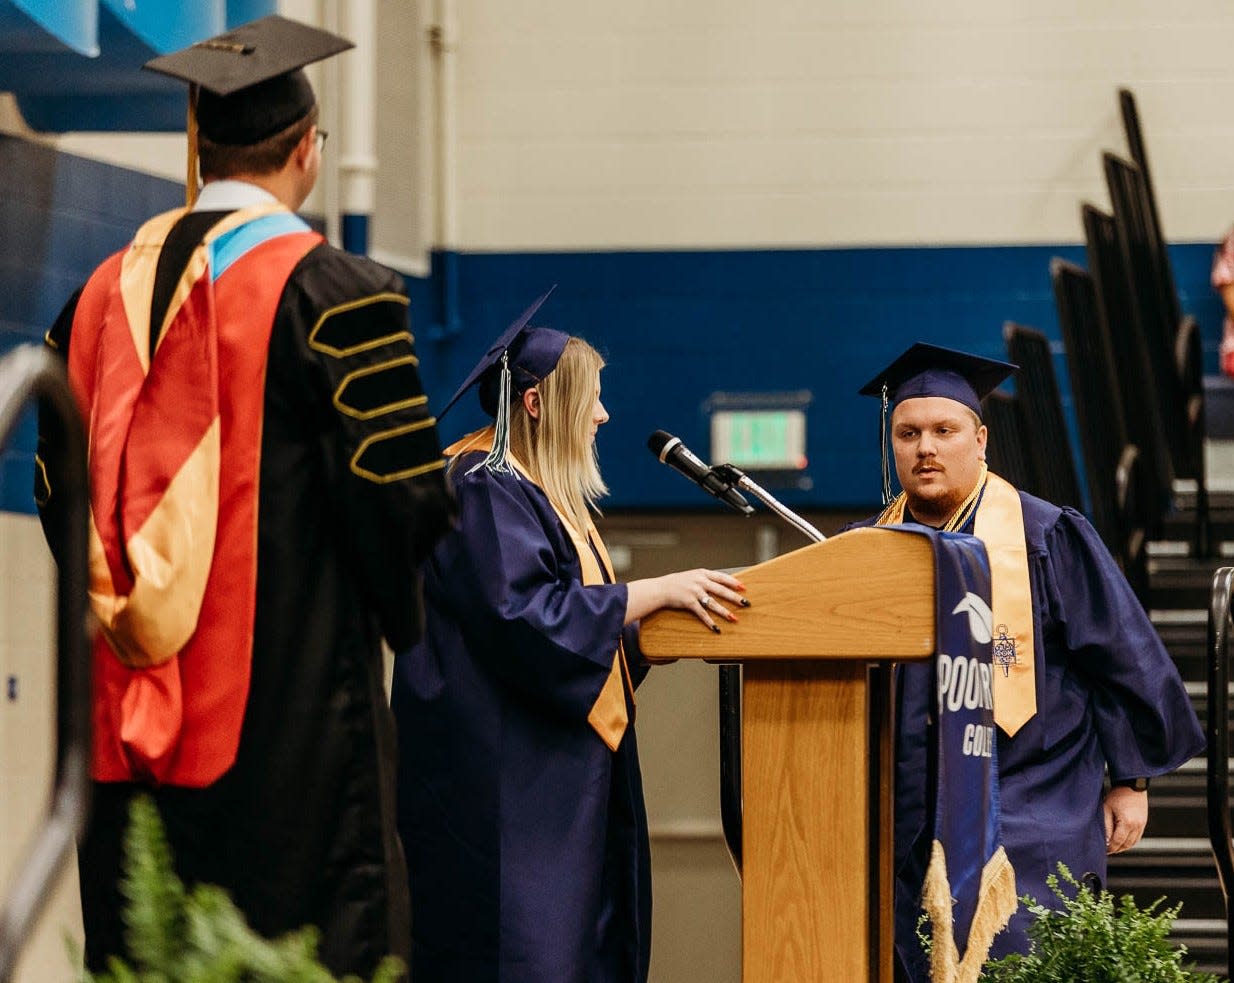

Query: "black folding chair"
(1050, 257), (1150, 606)
(1119, 88), (1183, 337)
(1002, 322), (1084, 513)
(1081, 201), (1175, 539)
(1104, 154), (1207, 542)
(1116, 91), (1209, 553)
(1104, 153), (1192, 468)
(982, 389), (1040, 497)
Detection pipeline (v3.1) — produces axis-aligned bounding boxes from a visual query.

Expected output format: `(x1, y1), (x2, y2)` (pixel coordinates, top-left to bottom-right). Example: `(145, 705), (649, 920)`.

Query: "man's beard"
(904, 479), (974, 527)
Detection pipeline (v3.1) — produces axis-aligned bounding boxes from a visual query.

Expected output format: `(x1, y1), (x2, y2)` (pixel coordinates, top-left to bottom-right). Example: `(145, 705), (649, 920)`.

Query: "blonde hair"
(509, 337), (608, 534)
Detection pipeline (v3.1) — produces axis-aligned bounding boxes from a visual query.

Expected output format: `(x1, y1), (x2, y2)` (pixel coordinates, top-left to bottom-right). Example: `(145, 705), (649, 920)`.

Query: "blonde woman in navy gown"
(392, 291), (746, 982)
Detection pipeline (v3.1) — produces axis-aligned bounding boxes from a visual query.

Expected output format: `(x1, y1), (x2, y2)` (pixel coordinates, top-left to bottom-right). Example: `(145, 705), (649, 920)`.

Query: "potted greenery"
(77, 796), (404, 983)
(977, 863), (1225, 983)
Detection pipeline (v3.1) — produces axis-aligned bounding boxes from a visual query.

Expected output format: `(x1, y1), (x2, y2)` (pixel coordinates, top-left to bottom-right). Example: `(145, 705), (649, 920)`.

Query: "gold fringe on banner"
(922, 840), (1018, 983)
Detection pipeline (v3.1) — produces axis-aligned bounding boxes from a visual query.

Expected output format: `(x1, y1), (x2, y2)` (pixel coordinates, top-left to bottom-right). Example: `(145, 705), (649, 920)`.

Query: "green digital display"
(710, 409), (807, 470)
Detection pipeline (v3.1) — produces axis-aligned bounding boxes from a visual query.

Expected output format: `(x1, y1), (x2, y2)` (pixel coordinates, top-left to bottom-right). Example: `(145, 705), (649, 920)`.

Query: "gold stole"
(447, 429), (633, 751)
(877, 468), (1036, 737)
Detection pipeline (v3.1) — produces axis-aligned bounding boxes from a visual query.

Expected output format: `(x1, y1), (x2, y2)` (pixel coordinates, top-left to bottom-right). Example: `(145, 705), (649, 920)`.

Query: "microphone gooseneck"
(646, 430), (754, 516)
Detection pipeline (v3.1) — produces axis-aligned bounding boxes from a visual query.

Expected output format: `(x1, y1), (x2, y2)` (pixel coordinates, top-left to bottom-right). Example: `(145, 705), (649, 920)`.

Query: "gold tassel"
(185, 84), (200, 209)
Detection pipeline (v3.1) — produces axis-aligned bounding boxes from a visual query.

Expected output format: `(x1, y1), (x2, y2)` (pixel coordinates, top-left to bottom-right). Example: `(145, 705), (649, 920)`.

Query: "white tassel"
(468, 351), (519, 477)
(880, 382), (893, 506)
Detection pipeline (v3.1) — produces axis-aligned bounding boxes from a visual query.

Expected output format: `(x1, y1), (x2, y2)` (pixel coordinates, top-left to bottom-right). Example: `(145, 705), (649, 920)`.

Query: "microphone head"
(647, 430), (674, 456)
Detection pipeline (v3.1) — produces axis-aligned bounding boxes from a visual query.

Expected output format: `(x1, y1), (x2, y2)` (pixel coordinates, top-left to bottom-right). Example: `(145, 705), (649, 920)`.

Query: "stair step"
(1160, 505), (1234, 545)
(1039, 540), (1234, 971)
(1150, 556), (1233, 610)
(1163, 918), (1230, 975)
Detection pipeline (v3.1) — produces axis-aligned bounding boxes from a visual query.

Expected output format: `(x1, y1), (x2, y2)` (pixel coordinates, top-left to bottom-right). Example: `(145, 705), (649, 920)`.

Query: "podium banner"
(893, 528), (1016, 983)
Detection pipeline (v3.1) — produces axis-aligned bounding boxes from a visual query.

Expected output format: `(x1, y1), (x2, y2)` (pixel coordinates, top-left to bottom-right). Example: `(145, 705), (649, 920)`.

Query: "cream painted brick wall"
(450, 0), (1234, 249)
(39, 3), (1234, 252)
(0, 513), (83, 983)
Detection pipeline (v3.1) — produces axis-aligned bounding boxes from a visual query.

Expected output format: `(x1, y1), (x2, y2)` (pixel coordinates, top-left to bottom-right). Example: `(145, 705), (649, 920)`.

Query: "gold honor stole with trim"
(877, 468), (1036, 737)
(68, 203), (323, 786)
(448, 428), (634, 751)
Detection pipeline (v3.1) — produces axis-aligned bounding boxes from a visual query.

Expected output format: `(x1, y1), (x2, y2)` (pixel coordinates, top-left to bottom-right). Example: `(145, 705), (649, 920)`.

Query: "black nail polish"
(710, 624), (721, 634)
(740, 598), (751, 608)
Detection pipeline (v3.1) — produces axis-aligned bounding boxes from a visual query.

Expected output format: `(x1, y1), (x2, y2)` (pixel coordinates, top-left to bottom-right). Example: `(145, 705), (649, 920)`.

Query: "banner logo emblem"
(952, 592), (993, 644)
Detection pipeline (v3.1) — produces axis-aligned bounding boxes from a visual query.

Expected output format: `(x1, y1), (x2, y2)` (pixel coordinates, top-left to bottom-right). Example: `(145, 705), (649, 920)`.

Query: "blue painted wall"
(405, 245), (1226, 512)
(0, 136), (181, 515)
(0, 140), (1224, 516)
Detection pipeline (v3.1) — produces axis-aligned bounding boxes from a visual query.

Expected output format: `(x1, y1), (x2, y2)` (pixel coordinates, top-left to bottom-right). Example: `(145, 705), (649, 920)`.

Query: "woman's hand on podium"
(625, 569), (749, 632)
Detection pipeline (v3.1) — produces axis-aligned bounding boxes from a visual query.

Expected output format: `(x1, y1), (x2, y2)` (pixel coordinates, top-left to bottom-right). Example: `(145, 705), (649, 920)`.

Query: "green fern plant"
(77, 795), (405, 983)
(979, 863), (1224, 983)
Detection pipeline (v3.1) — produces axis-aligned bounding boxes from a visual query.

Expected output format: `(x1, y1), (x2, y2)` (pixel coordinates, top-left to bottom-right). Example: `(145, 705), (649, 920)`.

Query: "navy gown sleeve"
(1038, 508), (1204, 780)
(623, 624), (651, 689)
(440, 462), (630, 724)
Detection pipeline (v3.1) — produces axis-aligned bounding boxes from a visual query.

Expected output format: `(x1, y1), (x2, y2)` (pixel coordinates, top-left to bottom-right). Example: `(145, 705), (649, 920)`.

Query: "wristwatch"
(1113, 776), (1151, 792)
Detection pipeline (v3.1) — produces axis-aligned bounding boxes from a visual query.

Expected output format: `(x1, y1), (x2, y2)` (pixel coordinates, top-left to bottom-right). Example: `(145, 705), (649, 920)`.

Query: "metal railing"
(1207, 566), (1234, 977)
(0, 345), (90, 983)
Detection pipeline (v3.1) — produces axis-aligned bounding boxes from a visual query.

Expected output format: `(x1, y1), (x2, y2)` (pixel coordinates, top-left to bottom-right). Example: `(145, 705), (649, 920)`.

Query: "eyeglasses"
(315, 128), (329, 151)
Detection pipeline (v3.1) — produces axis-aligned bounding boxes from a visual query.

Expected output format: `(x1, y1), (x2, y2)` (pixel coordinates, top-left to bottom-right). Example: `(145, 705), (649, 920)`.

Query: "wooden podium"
(639, 527), (937, 983)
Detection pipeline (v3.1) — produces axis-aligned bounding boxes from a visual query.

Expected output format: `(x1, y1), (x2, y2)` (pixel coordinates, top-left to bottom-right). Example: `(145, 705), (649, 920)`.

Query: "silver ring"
(700, 595), (711, 609)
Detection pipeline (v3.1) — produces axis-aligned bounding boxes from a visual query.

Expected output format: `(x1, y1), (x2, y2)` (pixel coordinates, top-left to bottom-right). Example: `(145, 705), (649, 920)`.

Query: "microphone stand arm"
(711, 464), (825, 544)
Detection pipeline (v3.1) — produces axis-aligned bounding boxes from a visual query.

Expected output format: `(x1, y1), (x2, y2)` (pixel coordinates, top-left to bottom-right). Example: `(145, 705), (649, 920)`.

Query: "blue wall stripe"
(342, 212), (369, 257)
(0, 138), (1225, 517)
(404, 244), (1224, 512)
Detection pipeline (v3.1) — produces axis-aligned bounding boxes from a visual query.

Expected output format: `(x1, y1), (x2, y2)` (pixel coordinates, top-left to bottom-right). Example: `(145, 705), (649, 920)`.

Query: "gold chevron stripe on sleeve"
(308, 292), (413, 358)
(332, 355), (427, 420)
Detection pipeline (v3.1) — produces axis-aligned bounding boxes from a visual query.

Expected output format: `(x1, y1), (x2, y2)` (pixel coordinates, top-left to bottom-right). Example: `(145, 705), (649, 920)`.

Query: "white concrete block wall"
(37, 3), (1234, 253)
(0, 513), (83, 983)
(449, 0), (1234, 249)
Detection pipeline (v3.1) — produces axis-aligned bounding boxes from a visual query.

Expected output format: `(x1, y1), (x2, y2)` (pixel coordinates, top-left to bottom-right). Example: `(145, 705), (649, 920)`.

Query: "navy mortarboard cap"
(144, 15), (353, 146)
(858, 342), (1017, 504)
(439, 287), (568, 419)
(441, 287), (569, 477)
(858, 342), (1017, 417)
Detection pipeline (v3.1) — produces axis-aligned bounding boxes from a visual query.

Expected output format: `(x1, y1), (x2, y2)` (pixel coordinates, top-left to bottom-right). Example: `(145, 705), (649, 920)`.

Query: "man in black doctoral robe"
(35, 16), (454, 977)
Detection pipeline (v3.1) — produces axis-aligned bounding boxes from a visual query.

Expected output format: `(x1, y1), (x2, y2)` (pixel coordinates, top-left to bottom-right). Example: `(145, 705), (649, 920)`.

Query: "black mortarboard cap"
(857, 342), (1016, 417)
(439, 287), (569, 420)
(143, 15), (353, 146)
(858, 342), (1017, 504)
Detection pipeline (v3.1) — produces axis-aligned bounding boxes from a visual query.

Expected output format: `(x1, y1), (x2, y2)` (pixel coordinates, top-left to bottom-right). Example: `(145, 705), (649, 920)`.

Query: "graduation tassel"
(185, 84), (200, 209)
(880, 382), (893, 506)
(469, 351), (519, 477)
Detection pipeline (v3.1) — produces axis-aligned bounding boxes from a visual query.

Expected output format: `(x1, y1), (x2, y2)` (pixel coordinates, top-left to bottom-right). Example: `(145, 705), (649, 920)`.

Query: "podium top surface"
(639, 526), (935, 662)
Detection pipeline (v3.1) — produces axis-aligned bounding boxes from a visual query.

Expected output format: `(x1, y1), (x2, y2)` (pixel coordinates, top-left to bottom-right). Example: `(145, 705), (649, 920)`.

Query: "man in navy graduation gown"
(851, 343), (1204, 980)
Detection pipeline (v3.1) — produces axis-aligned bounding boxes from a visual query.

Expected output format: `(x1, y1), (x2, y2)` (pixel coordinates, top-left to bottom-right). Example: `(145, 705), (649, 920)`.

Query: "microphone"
(647, 430), (754, 516)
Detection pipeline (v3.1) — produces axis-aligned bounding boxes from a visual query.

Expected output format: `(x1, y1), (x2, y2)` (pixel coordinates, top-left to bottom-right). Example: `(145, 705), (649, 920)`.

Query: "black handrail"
(0, 345), (90, 983)
(718, 663), (742, 875)
(1207, 566), (1234, 977)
